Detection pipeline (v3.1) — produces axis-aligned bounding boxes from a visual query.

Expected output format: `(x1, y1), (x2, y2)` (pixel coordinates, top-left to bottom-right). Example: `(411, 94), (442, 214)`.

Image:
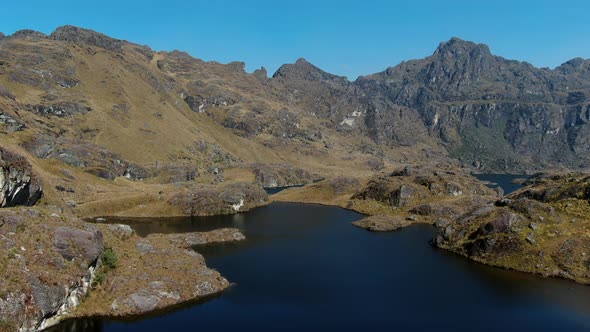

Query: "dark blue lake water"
(474, 173), (528, 195)
(50, 177), (590, 332)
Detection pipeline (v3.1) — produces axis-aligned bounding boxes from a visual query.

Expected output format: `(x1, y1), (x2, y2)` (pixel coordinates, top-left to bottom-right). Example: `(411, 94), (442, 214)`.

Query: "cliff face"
(353, 38), (590, 171)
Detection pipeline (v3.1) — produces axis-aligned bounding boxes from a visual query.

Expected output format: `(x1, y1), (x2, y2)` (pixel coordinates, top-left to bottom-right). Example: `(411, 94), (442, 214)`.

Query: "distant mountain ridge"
(1, 25), (589, 173)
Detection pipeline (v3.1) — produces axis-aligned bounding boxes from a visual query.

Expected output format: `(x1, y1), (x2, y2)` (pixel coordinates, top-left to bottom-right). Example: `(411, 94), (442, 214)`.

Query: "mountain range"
(1, 25), (589, 187)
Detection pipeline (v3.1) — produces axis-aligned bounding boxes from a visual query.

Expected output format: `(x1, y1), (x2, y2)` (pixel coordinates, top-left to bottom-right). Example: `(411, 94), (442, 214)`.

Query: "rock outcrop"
(74, 228), (246, 318)
(23, 137), (147, 181)
(10, 30), (47, 39)
(50, 25), (126, 52)
(0, 112), (25, 132)
(170, 182), (269, 216)
(0, 148), (42, 207)
(0, 209), (102, 331)
(26, 102), (91, 118)
(349, 163), (498, 223)
(433, 172), (590, 284)
(247, 163), (318, 188)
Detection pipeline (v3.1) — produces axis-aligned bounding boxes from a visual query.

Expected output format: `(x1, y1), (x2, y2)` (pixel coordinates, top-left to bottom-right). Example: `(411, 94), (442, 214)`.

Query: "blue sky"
(2, 0), (589, 79)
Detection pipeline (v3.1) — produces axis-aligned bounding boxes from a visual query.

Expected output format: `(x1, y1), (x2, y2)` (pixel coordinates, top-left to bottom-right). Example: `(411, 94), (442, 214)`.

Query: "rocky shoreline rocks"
(433, 172), (590, 284)
(72, 227), (245, 319)
(0, 203), (246, 331)
(276, 166), (590, 285)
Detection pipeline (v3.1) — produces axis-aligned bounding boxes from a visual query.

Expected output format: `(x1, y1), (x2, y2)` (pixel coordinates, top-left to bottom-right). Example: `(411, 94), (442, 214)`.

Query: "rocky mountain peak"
(433, 37), (492, 59)
(253, 66), (268, 80)
(556, 57), (590, 74)
(227, 61), (246, 72)
(273, 58), (345, 82)
(295, 57), (311, 65)
(50, 25), (125, 52)
(10, 29), (47, 39)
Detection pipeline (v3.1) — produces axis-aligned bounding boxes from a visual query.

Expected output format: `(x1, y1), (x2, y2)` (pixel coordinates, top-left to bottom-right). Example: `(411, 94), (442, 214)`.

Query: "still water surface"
(50, 176), (590, 332)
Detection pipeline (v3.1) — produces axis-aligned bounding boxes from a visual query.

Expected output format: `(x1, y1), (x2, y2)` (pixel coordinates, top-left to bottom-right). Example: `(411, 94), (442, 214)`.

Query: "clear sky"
(2, 0), (589, 79)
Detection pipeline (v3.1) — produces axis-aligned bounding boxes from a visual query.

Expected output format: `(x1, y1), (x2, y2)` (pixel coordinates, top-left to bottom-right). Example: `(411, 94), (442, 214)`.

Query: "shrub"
(102, 248), (118, 269)
(93, 271), (106, 287)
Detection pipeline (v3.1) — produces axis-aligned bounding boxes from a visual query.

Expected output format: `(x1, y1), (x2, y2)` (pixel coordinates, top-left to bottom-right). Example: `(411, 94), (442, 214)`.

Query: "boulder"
(108, 224), (134, 240)
(389, 185), (415, 207)
(53, 227), (104, 265)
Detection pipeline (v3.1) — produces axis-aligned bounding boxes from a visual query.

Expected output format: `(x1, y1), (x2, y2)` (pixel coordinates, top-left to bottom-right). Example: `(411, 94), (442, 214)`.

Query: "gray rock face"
(50, 25), (125, 52)
(53, 227), (104, 264)
(249, 163), (316, 188)
(389, 185), (415, 207)
(349, 38), (590, 171)
(265, 37), (590, 172)
(26, 102), (91, 118)
(183, 93), (236, 113)
(0, 207), (102, 331)
(23, 136), (148, 181)
(477, 211), (518, 236)
(0, 112), (25, 132)
(0, 148), (43, 207)
(29, 277), (67, 318)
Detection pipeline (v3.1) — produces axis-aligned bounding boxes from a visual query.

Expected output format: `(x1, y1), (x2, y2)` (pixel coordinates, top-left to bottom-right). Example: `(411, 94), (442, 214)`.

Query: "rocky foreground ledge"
(0, 204), (245, 331)
(71, 227), (245, 319)
(0, 147), (251, 331)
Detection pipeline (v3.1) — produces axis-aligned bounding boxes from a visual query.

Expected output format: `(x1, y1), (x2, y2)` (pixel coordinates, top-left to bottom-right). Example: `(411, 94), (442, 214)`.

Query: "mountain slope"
(0, 26), (589, 209)
(354, 37), (590, 171)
